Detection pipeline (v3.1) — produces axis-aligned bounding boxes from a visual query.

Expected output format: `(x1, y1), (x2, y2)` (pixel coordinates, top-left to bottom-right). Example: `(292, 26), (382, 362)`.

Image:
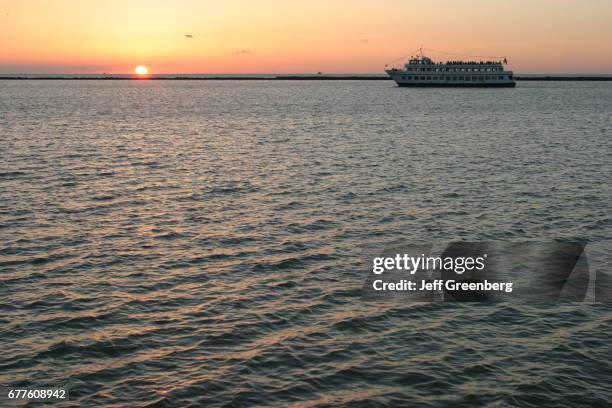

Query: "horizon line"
(2, 74), (612, 81)
(2, 72), (612, 76)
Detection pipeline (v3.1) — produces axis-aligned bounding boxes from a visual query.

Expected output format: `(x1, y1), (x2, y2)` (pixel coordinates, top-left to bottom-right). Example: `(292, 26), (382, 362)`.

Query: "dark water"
(0, 80), (611, 407)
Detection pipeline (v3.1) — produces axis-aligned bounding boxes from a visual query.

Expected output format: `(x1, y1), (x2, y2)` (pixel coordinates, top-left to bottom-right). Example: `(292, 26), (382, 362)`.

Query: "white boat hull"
(386, 69), (516, 88)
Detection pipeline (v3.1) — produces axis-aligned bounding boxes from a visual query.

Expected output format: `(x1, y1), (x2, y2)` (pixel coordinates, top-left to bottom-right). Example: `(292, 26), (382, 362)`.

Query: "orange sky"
(1, 0), (611, 74)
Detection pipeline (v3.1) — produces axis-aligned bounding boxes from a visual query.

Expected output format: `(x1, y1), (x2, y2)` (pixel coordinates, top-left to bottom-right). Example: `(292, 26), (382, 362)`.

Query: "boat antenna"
(384, 48), (422, 67)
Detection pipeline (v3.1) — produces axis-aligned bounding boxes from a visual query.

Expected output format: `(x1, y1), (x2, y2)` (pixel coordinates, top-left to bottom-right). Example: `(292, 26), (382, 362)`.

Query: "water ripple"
(0, 80), (610, 406)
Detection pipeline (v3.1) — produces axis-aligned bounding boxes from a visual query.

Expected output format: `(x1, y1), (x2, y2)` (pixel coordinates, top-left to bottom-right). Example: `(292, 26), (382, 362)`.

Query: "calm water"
(0, 80), (611, 407)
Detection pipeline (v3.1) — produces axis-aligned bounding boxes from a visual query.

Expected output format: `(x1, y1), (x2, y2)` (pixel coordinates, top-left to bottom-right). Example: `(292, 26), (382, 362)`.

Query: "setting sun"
(135, 65), (148, 75)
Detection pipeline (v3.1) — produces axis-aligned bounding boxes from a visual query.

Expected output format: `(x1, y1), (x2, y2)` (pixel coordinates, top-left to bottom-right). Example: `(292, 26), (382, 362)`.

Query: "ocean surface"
(0, 80), (611, 407)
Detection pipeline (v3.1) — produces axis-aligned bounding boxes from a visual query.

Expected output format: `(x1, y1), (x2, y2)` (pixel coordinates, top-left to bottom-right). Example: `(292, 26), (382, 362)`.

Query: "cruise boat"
(386, 51), (515, 88)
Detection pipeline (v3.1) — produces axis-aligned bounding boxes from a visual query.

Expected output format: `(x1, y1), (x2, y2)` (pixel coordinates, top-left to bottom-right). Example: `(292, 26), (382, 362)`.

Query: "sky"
(1, 0), (611, 74)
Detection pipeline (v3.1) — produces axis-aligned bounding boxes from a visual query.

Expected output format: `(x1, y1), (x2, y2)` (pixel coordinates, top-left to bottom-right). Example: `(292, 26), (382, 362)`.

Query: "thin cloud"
(232, 49), (253, 56)
(184, 34), (194, 39)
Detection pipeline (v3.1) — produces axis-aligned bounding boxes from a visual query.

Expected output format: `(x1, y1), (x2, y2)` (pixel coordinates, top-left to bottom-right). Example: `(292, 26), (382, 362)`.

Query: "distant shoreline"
(1, 75), (612, 81)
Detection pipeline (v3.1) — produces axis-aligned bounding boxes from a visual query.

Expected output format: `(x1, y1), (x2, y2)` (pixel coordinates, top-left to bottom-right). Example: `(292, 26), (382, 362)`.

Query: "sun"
(135, 65), (148, 75)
